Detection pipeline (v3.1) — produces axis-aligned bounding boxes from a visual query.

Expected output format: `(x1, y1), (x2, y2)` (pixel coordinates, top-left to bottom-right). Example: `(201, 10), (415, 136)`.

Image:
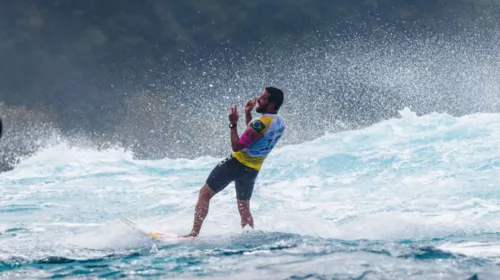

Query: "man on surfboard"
(181, 87), (286, 238)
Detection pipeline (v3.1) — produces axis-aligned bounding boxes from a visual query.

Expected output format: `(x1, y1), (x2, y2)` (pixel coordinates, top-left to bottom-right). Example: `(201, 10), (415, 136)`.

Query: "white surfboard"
(118, 213), (181, 240)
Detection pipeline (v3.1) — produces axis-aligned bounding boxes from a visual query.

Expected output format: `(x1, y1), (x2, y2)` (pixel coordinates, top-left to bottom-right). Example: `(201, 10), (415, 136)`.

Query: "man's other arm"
(231, 121), (263, 152)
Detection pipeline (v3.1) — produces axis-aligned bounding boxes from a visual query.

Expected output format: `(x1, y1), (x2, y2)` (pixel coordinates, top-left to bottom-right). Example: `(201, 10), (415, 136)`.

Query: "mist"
(1, 0), (499, 171)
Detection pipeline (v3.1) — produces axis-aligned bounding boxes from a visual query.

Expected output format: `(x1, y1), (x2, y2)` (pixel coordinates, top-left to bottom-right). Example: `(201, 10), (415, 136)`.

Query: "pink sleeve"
(239, 129), (254, 146)
(239, 125), (263, 147)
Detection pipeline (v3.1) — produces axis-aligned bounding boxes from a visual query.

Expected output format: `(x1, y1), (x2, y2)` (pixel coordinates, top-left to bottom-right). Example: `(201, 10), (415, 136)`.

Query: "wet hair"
(266, 87), (284, 111)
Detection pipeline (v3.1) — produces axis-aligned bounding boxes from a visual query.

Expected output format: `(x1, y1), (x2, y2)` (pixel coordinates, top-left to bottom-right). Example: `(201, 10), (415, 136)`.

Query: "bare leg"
(237, 200), (254, 229)
(180, 184), (215, 238)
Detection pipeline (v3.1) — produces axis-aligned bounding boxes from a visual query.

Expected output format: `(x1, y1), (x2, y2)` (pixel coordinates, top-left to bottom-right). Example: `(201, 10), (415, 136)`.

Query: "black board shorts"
(206, 155), (259, 200)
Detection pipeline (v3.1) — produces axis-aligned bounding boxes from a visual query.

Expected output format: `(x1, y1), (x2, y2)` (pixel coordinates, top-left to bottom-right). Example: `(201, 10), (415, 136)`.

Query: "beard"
(255, 103), (266, 113)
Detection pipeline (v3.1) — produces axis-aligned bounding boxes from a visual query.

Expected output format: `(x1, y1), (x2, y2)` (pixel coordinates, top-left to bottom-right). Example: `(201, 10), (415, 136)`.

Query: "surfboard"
(118, 213), (180, 240)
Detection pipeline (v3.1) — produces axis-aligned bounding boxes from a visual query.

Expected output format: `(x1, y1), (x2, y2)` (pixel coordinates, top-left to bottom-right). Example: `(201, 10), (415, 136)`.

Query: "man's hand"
(244, 97), (256, 125)
(244, 97), (257, 114)
(229, 104), (239, 124)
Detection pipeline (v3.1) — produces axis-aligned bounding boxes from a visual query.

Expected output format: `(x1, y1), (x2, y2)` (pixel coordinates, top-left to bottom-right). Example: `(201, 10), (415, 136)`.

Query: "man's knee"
(237, 200), (250, 211)
(199, 184), (216, 199)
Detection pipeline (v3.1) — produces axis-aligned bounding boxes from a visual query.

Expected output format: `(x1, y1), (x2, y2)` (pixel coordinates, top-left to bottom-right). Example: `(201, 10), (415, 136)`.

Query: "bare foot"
(178, 232), (198, 238)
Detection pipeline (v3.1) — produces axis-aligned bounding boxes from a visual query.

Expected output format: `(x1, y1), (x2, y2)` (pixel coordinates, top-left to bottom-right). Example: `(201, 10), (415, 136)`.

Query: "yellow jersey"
(232, 113), (285, 170)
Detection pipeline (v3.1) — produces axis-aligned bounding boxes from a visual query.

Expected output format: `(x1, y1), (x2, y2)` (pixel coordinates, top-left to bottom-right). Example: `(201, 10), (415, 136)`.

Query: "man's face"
(255, 90), (271, 113)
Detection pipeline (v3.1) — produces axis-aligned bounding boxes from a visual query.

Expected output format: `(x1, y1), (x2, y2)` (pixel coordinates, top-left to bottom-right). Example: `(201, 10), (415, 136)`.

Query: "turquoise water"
(1, 108), (500, 279)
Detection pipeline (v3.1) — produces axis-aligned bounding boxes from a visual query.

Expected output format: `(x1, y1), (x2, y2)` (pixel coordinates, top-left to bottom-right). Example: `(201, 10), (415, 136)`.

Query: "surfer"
(180, 87), (286, 238)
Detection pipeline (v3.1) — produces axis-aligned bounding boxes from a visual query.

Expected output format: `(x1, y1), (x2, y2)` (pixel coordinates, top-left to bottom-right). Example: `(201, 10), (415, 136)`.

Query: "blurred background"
(1, 0), (499, 171)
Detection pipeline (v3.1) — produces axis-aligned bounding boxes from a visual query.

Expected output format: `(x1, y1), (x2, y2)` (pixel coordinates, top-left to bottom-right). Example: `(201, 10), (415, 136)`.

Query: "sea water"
(1, 108), (500, 279)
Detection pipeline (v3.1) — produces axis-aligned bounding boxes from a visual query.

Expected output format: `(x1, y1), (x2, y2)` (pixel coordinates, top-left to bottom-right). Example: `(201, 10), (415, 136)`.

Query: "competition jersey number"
(262, 135), (281, 152)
